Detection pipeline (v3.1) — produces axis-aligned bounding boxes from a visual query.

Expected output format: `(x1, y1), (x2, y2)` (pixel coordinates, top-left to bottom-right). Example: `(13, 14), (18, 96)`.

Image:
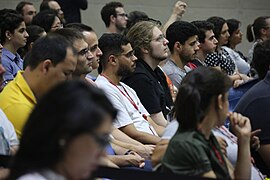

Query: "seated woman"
(205, 16), (250, 87)
(223, 19), (250, 75)
(7, 80), (117, 180)
(160, 67), (252, 179)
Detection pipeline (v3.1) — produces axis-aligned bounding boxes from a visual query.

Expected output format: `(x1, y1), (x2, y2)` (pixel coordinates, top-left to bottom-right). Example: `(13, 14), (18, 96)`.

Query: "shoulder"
(18, 173), (47, 180)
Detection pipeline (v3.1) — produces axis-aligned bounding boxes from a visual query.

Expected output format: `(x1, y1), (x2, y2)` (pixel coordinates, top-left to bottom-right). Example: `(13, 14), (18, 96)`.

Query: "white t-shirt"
(0, 109), (18, 155)
(96, 75), (157, 136)
(213, 126), (264, 180)
(18, 170), (66, 180)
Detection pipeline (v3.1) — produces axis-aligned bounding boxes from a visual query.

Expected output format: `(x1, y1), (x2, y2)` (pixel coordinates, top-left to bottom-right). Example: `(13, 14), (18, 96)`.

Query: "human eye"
(90, 45), (98, 52)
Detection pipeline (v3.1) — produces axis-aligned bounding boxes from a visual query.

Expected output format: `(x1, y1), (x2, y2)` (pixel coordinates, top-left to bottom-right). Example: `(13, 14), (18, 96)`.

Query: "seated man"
(0, 33), (77, 138)
(235, 39), (270, 176)
(96, 33), (163, 145)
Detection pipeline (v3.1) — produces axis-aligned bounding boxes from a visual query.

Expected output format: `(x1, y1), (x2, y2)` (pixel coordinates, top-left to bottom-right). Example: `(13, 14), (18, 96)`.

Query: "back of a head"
(31, 9), (57, 32)
(166, 21), (199, 52)
(16, 1), (33, 15)
(207, 16), (226, 40)
(54, 28), (84, 45)
(247, 16), (270, 42)
(126, 21), (156, 60)
(39, 0), (51, 12)
(98, 33), (129, 73)
(65, 23), (93, 33)
(0, 10), (23, 44)
(253, 39), (270, 79)
(192, 20), (214, 43)
(21, 25), (46, 66)
(27, 32), (74, 70)
(174, 67), (232, 131)
(8, 80), (117, 179)
(101, 1), (124, 27)
(127, 11), (149, 29)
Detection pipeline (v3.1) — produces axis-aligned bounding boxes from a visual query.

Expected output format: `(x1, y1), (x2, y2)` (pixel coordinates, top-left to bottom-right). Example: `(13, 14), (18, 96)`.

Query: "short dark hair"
(22, 25), (46, 68)
(247, 16), (270, 42)
(27, 32), (76, 69)
(0, 10), (23, 44)
(166, 21), (199, 53)
(16, 1), (34, 15)
(98, 33), (130, 73)
(8, 80), (117, 179)
(39, 0), (51, 12)
(65, 23), (93, 32)
(207, 16), (226, 41)
(192, 20), (214, 43)
(253, 39), (270, 79)
(31, 9), (58, 32)
(54, 28), (84, 45)
(101, 1), (124, 27)
(175, 66), (232, 131)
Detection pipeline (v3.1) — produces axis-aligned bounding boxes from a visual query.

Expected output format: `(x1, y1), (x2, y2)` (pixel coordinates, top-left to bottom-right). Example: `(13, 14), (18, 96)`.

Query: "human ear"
(41, 59), (52, 73)
(217, 94), (223, 109)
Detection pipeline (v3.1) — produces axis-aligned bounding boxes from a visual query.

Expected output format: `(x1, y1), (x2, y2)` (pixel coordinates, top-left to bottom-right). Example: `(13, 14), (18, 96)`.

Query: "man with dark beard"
(95, 33), (164, 145)
(123, 21), (173, 127)
(100, 1), (128, 34)
(162, 21), (200, 89)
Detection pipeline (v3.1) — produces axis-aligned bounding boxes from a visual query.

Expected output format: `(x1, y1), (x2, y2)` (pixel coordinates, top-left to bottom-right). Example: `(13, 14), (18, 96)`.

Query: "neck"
(23, 68), (41, 100)
(196, 50), (207, 62)
(143, 55), (159, 70)
(197, 116), (215, 140)
(107, 25), (121, 34)
(72, 73), (86, 80)
(229, 44), (236, 50)
(102, 70), (121, 85)
(171, 53), (185, 70)
(4, 43), (17, 54)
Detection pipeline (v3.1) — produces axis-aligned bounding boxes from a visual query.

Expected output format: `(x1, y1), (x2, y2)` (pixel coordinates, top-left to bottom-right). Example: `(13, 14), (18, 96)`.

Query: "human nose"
(25, 31), (29, 38)
(195, 41), (200, 51)
(97, 47), (103, 56)
(163, 37), (169, 45)
(214, 37), (218, 44)
(86, 50), (94, 59)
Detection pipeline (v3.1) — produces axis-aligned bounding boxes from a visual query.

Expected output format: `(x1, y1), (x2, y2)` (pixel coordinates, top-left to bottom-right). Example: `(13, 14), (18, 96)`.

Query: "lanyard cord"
(100, 74), (157, 135)
(100, 74), (148, 120)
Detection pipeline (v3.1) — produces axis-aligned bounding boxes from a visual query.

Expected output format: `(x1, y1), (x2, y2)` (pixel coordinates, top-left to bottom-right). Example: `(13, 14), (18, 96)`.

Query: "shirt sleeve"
(162, 140), (212, 176)
(3, 104), (33, 139)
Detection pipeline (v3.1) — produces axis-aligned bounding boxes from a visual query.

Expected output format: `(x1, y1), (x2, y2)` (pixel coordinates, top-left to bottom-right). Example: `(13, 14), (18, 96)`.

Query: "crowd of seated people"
(0, 0), (270, 179)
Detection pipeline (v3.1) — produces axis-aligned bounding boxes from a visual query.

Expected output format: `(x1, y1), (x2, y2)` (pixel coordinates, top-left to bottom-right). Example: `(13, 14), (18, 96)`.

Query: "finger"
(139, 162), (145, 168)
(251, 129), (261, 137)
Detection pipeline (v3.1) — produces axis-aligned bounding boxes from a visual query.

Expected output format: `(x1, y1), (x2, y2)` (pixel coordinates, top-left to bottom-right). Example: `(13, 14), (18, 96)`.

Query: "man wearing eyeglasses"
(123, 21), (173, 127)
(54, 28), (94, 80)
(101, 1), (128, 34)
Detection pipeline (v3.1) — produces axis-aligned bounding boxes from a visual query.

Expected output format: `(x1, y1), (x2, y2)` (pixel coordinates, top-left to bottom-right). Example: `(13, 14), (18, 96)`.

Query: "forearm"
(125, 130), (161, 144)
(108, 155), (132, 167)
(112, 128), (142, 145)
(234, 137), (251, 180)
(162, 14), (182, 35)
(150, 113), (167, 127)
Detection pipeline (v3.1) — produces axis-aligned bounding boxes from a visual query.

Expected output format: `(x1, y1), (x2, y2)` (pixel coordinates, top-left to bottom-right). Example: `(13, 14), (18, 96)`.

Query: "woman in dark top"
(161, 67), (252, 179)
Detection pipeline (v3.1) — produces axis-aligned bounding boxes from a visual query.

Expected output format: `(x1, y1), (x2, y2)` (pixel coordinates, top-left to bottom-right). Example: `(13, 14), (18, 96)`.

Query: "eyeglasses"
(78, 48), (91, 57)
(116, 50), (135, 59)
(117, 13), (128, 18)
(152, 34), (166, 42)
(122, 50), (135, 58)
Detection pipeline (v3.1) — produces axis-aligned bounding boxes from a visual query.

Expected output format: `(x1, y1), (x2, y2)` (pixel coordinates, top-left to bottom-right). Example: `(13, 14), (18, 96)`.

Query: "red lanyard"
(211, 144), (224, 165)
(101, 74), (148, 121)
